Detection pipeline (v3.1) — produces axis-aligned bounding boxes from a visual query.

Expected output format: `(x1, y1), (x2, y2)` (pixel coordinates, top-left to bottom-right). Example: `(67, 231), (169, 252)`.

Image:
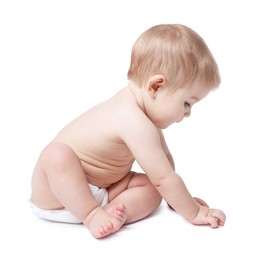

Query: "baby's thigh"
(127, 173), (152, 188)
(108, 172), (151, 201)
(31, 142), (78, 209)
(31, 158), (63, 209)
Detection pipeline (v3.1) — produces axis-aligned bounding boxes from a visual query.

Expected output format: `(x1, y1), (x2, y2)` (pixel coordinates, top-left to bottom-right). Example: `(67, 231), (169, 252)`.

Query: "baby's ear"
(148, 75), (166, 97)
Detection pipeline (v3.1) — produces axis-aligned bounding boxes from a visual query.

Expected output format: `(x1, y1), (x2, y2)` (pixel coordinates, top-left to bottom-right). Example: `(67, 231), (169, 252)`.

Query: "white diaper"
(29, 184), (108, 224)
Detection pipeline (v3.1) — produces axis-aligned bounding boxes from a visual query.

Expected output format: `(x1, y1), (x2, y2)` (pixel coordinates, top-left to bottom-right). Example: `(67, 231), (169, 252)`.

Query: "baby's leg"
(31, 142), (126, 238)
(107, 173), (162, 224)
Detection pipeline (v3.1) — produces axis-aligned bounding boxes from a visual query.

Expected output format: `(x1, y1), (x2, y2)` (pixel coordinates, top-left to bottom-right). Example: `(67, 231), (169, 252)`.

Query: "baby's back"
(53, 88), (135, 187)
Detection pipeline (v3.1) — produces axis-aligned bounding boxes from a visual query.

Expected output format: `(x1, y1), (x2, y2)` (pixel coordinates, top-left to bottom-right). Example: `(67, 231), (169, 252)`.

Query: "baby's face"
(147, 81), (210, 129)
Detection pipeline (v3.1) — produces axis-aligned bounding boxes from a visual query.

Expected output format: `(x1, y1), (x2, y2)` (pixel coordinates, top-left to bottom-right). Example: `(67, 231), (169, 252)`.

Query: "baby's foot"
(83, 204), (127, 239)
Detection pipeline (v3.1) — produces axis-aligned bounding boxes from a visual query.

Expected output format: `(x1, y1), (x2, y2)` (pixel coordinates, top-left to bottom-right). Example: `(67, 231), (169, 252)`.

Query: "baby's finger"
(211, 210), (226, 225)
(206, 216), (219, 228)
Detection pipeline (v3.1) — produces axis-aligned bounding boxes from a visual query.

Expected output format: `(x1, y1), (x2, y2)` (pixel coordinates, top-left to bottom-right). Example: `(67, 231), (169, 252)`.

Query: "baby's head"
(127, 24), (220, 91)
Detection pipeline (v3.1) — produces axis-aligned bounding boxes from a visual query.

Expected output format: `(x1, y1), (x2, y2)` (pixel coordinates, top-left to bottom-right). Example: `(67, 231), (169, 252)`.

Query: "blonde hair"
(127, 24), (220, 90)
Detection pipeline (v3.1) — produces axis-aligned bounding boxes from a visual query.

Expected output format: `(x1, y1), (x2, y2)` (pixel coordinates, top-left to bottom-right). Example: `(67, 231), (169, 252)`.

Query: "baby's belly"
(79, 154), (134, 188)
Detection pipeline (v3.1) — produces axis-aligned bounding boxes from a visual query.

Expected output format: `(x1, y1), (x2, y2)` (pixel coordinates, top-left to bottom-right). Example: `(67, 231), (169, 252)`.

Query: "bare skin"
(32, 140), (162, 238)
(31, 77), (226, 238)
(84, 204), (127, 238)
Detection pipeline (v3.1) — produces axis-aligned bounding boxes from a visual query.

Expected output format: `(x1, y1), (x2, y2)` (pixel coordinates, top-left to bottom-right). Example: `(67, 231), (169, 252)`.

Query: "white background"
(1, 0), (257, 259)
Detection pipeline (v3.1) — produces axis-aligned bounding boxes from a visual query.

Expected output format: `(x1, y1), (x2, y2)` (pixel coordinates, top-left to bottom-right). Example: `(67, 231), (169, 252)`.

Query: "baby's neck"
(127, 82), (146, 113)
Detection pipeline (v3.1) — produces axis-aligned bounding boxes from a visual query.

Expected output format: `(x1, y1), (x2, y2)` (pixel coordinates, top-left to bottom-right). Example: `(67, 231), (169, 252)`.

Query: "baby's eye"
(184, 102), (191, 108)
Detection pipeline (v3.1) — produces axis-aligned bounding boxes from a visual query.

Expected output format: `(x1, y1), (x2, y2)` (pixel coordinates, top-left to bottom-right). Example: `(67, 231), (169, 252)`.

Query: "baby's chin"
(176, 117), (184, 123)
(155, 121), (175, 129)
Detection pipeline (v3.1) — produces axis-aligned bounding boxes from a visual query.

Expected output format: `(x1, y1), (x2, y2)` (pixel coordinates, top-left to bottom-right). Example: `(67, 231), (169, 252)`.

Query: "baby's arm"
(158, 129), (225, 227)
(121, 119), (225, 227)
(158, 129), (175, 170)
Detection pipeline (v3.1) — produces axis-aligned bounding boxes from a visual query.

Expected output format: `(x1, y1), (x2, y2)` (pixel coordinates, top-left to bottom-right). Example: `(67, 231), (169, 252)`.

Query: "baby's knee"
(141, 175), (162, 205)
(131, 173), (156, 188)
(40, 142), (78, 166)
(132, 174), (162, 199)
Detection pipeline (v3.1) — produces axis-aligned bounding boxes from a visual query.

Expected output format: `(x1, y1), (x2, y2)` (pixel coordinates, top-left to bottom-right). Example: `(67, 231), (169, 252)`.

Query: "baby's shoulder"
(115, 106), (157, 142)
(114, 100), (151, 126)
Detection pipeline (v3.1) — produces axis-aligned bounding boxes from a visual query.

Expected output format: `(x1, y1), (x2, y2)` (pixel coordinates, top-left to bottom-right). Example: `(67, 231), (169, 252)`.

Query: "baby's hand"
(191, 206), (226, 228)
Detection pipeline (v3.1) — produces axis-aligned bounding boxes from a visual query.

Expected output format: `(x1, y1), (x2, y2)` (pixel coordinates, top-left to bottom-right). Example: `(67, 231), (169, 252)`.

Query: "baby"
(30, 24), (226, 238)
